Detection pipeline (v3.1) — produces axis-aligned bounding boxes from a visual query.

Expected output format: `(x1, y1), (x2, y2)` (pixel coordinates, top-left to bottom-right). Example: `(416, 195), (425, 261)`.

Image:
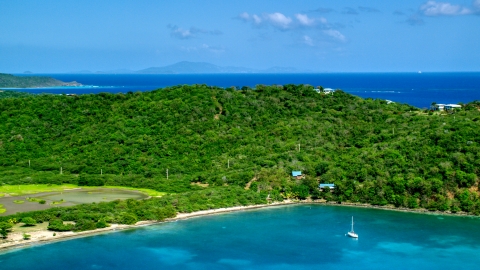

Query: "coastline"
(0, 201), (297, 252)
(1, 200), (478, 253)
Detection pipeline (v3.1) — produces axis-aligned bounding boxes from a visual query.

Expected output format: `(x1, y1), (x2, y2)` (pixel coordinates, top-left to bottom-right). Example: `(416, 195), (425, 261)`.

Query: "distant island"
(0, 73), (82, 88)
(69, 61), (313, 74)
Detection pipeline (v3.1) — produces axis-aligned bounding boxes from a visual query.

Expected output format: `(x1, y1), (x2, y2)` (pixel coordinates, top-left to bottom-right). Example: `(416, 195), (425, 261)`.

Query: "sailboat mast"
(351, 216), (354, 232)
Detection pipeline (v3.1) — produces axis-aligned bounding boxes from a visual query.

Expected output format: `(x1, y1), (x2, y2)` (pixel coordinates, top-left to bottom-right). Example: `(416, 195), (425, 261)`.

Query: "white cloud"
(323, 29), (347, 42)
(266, 13), (292, 29)
(238, 12), (250, 21)
(295, 14), (315, 26)
(252, 14), (262, 24)
(474, 0), (480, 10)
(238, 12), (330, 30)
(303, 35), (314, 46)
(237, 11), (346, 44)
(420, 1), (472, 16)
(318, 17), (328, 24)
(202, 44), (225, 53)
(169, 25), (193, 39)
(406, 14), (426, 25)
(168, 25), (222, 40)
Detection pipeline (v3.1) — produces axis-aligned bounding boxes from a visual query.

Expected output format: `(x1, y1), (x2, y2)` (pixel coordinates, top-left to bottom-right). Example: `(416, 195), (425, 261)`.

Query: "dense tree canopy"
(1, 84), (480, 215)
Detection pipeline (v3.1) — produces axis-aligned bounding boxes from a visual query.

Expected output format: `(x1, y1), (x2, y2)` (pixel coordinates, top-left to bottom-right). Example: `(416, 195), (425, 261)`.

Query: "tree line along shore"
(1, 84), (480, 240)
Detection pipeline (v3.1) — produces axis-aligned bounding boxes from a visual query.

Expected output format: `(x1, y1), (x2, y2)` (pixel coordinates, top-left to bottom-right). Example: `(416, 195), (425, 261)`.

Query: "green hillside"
(1, 84), (480, 213)
(0, 73), (81, 88)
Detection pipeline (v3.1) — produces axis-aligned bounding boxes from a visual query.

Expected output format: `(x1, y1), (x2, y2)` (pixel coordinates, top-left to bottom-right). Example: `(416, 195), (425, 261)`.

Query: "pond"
(0, 188), (149, 216)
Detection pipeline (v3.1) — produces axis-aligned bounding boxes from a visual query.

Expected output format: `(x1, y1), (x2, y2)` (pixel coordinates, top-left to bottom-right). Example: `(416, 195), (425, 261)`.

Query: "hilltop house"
(292, 171), (305, 180)
(323, 88), (334, 94)
(432, 104), (462, 111)
(319, 184), (335, 191)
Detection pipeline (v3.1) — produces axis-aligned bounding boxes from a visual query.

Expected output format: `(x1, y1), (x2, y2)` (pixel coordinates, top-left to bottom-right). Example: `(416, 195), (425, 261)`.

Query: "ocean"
(13, 72), (480, 108)
(1, 204), (480, 269)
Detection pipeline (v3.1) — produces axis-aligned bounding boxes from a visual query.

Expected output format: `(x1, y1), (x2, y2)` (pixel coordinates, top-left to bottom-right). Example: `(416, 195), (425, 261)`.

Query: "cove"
(1, 204), (480, 269)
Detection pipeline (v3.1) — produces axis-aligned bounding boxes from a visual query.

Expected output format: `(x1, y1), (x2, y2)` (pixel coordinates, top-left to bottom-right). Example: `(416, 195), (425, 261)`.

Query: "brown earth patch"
(191, 182), (209, 188)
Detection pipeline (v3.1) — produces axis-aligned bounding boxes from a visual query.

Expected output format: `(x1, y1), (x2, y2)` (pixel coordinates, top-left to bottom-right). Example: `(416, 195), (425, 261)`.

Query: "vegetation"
(0, 84), (479, 235)
(0, 73), (80, 88)
(21, 217), (36, 226)
(26, 197), (46, 204)
(0, 221), (12, 238)
(0, 184), (162, 197)
(0, 90), (33, 99)
(1, 186), (265, 232)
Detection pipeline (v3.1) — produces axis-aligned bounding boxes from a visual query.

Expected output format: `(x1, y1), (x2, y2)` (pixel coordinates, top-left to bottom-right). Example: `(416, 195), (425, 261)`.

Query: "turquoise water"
(1, 204), (480, 269)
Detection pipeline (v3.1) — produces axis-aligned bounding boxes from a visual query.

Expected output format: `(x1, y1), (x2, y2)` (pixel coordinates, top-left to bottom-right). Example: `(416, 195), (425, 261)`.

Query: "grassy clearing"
(0, 184), (78, 196)
(0, 204), (5, 214)
(0, 184), (165, 197)
(13, 200), (25, 204)
(12, 222), (49, 234)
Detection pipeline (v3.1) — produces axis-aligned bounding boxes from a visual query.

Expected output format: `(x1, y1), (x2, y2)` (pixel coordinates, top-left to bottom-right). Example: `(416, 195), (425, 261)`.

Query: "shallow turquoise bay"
(1, 204), (480, 269)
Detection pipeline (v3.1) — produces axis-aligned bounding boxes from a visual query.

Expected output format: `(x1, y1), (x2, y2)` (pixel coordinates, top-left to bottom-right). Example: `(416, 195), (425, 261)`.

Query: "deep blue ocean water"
(1, 204), (480, 269)
(12, 72), (480, 108)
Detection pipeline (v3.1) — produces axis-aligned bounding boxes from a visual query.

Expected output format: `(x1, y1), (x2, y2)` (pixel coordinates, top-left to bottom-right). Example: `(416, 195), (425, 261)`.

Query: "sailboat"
(347, 216), (358, 238)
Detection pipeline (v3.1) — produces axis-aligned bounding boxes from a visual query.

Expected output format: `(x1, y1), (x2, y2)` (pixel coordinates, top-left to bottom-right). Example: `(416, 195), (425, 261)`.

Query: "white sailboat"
(347, 216), (358, 238)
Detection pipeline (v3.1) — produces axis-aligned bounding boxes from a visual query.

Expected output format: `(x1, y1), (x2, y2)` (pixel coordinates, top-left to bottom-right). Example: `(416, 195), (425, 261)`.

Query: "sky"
(1, 0), (479, 73)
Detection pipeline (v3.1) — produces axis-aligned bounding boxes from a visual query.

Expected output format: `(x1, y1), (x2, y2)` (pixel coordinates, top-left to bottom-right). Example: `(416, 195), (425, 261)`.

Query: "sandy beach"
(0, 201), (297, 252)
(1, 199), (476, 252)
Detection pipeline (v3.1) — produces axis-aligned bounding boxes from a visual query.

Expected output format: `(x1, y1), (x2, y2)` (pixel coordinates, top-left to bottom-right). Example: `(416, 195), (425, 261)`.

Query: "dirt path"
(245, 177), (257, 190)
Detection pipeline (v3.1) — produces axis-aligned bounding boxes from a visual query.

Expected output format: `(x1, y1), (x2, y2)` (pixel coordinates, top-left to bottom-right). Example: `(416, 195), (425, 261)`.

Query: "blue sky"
(1, 0), (479, 73)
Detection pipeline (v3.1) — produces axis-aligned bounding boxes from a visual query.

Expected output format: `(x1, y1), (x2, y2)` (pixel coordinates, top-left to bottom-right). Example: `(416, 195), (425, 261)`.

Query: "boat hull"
(347, 232), (358, 238)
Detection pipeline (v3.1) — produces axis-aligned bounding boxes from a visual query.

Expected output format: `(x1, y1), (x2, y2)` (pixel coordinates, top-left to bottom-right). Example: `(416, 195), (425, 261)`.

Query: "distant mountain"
(95, 69), (134, 74)
(0, 73), (82, 88)
(137, 61), (256, 74)
(67, 61), (311, 74)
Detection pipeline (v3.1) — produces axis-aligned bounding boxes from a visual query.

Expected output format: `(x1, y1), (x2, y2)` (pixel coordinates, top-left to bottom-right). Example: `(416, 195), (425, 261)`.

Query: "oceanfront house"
(432, 104), (462, 111)
(292, 171), (304, 180)
(445, 104), (462, 110)
(319, 184), (335, 191)
(323, 88), (334, 94)
(314, 88), (334, 94)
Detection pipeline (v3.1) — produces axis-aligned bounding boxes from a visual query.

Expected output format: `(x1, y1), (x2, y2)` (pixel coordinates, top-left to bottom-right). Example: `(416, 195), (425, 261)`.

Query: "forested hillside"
(0, 73), (81, 88)
(1, 84), (480, 213)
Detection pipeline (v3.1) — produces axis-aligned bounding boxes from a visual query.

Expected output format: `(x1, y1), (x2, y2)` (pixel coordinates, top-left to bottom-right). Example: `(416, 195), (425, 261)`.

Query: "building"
(432, 104), (462, 111)
(319, 184), (335, 190)
(292, 171), (304, 179)
(445, 104), (462, 110)
(432, 104), (446, 111)
(323, 88), (334, 94)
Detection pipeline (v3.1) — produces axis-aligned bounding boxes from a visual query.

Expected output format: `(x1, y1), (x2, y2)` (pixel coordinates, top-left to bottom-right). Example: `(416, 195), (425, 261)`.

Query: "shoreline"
(0, 201), (296, 252)
(1, 200), (478, 253)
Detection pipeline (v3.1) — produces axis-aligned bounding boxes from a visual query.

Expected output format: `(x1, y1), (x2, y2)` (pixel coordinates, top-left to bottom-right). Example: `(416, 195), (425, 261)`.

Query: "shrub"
(47, 219), (74, 231)
(21, 217), (37, 226)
